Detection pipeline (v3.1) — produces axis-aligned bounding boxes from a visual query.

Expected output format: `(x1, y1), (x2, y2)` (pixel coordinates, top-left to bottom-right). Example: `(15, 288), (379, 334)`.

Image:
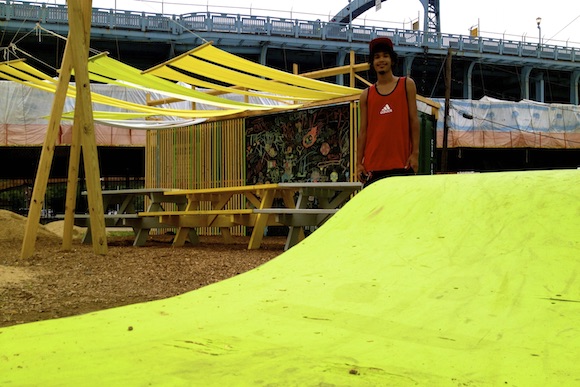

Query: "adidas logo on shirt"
(380, 103), (393, 114)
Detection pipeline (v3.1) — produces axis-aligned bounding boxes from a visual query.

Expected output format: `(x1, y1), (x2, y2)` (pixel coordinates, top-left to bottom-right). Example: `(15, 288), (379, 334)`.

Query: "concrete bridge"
(0, 0), (578, 104)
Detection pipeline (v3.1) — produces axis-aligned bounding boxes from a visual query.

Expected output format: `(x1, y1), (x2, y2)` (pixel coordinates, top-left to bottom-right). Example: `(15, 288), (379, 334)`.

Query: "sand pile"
(0, 210), (62, 247)
(0, 211), (88, 259)
(43, 219), (86, 240)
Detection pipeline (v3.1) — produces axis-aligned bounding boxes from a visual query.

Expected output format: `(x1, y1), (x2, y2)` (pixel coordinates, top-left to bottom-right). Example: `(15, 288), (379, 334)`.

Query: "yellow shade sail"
(0, 42), (362, 121)
(85, 54), (288, 110)
(191, 43), (360, 95)
(0, 60), (270, 119)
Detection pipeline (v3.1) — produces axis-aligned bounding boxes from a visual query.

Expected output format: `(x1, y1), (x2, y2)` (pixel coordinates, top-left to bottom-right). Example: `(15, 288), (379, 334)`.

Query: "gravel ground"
(0, 210), (284, 328)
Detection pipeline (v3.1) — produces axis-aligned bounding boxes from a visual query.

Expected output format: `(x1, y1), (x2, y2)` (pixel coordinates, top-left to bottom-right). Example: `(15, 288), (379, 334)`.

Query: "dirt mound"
(0, 210), (62, 250)
(44, 220), (86, 240)
(0, 209), (63, 291)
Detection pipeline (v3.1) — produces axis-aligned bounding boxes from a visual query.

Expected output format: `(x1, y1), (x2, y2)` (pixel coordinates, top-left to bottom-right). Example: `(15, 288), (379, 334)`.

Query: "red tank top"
(364, 77), (411, 171)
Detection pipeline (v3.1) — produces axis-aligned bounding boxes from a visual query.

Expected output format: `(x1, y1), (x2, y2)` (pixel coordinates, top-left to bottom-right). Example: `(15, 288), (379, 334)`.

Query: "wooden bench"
(138, 183), (359, 250)
(139, 207), (340, 249)
(139, 209), (262, 245)
(141, 208), (337, 228)
(56, 213), (140, 227)
(141, 209), (255, 217)
(55, 213), (183, 244)
(252, 208), (338, 227)
(56, 188), (192, 246)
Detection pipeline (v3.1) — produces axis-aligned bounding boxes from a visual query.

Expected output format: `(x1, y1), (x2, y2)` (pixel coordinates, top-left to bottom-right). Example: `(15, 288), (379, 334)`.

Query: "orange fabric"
(364, 78), (411, 171)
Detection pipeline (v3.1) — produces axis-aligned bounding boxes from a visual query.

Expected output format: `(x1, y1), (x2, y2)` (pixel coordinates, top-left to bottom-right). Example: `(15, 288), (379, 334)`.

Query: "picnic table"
(60, 188), (195, 246)
(140, 182), (362, 250)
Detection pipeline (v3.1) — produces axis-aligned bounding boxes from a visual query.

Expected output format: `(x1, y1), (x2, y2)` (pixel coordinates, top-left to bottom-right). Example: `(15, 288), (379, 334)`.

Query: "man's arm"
(406, 77), (420, 172)
(356, 88), (369, 181)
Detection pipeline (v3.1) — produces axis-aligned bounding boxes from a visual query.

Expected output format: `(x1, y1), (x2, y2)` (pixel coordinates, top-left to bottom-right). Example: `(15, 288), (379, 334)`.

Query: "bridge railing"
(0, 1), (577, 63)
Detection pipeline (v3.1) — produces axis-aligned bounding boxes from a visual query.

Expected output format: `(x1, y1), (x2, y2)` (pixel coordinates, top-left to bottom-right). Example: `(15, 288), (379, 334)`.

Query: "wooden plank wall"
(145, 118), (246, 236)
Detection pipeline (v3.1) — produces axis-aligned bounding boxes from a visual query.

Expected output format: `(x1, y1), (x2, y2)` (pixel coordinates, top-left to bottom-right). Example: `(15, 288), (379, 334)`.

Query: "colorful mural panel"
(246, 104), (351, 184)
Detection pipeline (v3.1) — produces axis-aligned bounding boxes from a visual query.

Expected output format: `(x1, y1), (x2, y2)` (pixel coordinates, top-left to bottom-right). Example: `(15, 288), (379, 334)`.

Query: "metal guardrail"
(0, 1), (577, 63)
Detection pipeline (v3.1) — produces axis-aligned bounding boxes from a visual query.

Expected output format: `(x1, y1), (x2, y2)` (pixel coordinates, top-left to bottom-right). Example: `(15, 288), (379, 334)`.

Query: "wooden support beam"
(61, 116), (82, 250)
(62, 2), (92, 251)
(20, 38), (74, 259)
(349, 50), (356, 88)
(442, 48), (453, 173)
(20, 0), (107, 258)
(300, 63), (370, 79)
(68, 1), (107, 254)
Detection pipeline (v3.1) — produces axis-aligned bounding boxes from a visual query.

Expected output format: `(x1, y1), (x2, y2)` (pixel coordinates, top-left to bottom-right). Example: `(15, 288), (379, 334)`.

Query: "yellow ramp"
(1, 170), (579, 386)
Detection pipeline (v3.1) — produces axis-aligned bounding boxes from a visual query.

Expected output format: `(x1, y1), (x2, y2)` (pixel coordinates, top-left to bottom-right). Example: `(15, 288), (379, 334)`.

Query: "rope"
(168, 17), (209, 44)
(429, 57), (446, 99)
(11, 45), (59, 73)
(34, 23), (102, 56)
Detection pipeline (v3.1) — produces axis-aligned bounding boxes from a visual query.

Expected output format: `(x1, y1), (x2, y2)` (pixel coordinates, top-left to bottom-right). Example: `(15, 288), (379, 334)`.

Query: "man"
(356, 37), (420, 186)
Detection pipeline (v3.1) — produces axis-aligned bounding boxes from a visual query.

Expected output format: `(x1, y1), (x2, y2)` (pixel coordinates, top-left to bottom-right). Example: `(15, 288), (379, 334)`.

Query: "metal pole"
(536, 17), (542, 47)
(348, 0), (352, 30)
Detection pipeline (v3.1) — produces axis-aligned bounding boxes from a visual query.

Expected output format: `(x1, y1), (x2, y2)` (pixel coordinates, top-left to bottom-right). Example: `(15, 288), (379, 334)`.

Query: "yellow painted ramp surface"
(1, 170), (579, 386)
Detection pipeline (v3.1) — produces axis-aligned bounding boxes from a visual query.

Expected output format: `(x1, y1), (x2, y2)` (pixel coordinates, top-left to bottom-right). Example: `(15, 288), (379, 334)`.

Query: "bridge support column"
(571, 71), (580, 105)
(463, 61), (476, 99)
(259, 44), (268, 66)
(403, 56), (415, 77)
(535, 73), (545, 103)
(337, 50), (347, 86)
(520, 66), (532, 100)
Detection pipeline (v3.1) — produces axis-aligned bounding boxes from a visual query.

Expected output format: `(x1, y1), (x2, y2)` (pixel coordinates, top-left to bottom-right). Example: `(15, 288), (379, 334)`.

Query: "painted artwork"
(246, 104), (351, 184)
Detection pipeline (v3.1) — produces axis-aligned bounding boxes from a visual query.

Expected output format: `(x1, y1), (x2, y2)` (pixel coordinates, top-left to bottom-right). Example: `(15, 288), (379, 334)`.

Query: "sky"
(43, 0), (580, 47)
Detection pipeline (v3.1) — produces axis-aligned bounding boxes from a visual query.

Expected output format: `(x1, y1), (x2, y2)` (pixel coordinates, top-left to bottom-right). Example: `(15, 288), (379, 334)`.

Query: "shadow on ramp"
(1, 170), (579, 386)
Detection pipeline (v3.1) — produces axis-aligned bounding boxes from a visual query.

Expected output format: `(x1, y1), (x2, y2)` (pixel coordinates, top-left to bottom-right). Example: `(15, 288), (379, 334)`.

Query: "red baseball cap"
(369, 37), (394, 53)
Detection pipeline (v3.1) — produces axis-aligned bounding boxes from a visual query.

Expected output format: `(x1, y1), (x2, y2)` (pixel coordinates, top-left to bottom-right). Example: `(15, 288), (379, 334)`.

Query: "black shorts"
(364, 168), (415, 187)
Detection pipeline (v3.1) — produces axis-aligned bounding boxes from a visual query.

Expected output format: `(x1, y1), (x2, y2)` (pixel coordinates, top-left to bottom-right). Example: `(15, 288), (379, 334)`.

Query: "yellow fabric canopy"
(85, 54), (289, 110)
(148, 65), (315, 103)
(190, 43), (359, 95)
(152, 55), (338, 100)
(0, 42), (362, 121)
(144, 43), (361, 101)
(0, 60), (254, 119)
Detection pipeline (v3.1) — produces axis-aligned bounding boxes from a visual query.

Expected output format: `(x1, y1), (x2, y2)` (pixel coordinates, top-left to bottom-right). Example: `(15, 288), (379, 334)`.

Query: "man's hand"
(406, 152), (419, 173)
(356, 163), (369, 182)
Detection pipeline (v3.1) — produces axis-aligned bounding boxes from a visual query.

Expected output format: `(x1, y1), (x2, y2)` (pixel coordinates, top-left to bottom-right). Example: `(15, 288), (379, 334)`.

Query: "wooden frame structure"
(21, 0), (108, 259)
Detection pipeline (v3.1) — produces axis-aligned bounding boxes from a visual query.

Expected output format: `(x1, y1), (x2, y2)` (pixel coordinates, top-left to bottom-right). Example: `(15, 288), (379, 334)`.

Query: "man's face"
(373, 51), (392, 75)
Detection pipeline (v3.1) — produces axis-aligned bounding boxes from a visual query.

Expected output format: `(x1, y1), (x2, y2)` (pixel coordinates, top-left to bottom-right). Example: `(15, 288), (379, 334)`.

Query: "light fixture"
(536, 17), (542, 46)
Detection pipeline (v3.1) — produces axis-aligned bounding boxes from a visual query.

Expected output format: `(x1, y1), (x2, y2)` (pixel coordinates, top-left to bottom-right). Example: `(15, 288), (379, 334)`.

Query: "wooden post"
(62, 1), (92, 250)
(68, 1), (107, 254)
(61, 117), (82, 250)
(349, 50), (355, 88)
(20, 0), (107, 258)
(441, 48), (452, 173)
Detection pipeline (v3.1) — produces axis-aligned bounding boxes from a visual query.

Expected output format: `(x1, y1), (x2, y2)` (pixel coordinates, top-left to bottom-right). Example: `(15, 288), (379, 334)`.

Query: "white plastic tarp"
(434, 96), (580, 148)
(0, 81), (293, 146)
